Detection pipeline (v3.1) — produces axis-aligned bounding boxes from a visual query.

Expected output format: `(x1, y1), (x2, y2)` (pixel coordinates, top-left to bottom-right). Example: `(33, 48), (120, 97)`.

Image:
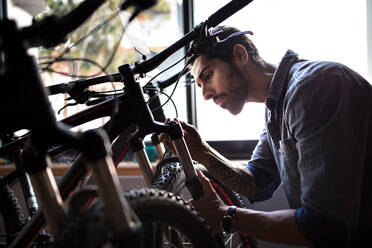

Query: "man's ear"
(232, 44), (249, 67)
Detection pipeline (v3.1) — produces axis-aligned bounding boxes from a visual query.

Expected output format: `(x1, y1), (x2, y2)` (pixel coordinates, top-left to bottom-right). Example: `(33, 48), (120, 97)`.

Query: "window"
(37, 0), (186, 131)
(193, 0), (368, 156)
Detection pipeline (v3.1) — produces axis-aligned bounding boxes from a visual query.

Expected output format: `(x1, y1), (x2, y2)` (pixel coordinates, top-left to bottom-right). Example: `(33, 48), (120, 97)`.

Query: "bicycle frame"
(0, 1), (141, 246)
(0, 0), (254, 246)
(0, 72), (195, 247)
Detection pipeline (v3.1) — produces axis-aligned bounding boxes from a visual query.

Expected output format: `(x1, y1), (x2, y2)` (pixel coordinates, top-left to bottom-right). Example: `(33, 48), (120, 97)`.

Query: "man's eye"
(205, 72), (211, 81)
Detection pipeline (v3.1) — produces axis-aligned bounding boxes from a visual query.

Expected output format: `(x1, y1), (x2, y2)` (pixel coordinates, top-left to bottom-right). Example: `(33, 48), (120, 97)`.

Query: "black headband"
(187, 28), (254, 63)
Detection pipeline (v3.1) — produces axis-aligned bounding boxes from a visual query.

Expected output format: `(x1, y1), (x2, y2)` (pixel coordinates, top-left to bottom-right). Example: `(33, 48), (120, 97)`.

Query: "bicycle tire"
(153, 157), (256, 248)
(53, 187), (222, 248)
(0, 177), (26, 245)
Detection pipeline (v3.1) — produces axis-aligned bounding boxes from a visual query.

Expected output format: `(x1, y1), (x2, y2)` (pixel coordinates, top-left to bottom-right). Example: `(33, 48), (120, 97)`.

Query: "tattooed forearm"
(206, 154), (256, 199)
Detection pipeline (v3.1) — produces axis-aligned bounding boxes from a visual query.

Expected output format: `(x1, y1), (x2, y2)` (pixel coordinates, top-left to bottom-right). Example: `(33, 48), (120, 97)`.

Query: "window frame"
(184, 0), (257, 160)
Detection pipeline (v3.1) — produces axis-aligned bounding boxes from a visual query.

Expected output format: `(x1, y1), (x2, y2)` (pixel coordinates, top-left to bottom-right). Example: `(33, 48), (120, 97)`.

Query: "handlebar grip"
(207, 0), (254, 27)
(46, 84), (65, 95)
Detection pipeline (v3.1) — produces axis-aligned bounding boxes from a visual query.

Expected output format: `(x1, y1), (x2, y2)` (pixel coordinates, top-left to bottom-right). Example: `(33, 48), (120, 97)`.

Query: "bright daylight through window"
(36, 0), (185, 132)
(193, 0), (368, 141)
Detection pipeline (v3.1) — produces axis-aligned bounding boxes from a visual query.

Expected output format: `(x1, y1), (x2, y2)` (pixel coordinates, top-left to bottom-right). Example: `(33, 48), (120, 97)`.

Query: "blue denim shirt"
(247, 50), (372, 247)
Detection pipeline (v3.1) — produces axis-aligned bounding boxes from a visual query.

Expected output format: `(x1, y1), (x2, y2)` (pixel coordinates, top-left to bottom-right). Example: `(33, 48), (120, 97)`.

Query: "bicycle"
(0, 0), (254, 247)
(0, 69), (222, 247)
(1, 69), (254, 248)
(47, 70), (256, 247)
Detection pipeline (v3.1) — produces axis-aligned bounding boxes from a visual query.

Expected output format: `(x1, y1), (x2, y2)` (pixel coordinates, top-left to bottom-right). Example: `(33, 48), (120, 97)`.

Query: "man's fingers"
(159, 133), (170, 144)
(180, 122), (196, 137)
(159, 133), (175, 152)
(197, 170), (215, 193)
(180, 120), (194, 130)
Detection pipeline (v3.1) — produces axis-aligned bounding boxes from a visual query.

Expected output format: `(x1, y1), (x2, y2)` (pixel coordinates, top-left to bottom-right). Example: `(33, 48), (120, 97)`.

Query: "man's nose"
(202, 87), (213, 100)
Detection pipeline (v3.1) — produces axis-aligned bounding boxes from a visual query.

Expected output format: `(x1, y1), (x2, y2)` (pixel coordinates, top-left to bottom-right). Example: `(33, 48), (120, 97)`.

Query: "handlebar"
(207, 0), (253, 27)
(46, 73), (121, 95)
(45, 72), (181, 109)
(156, 73), (183, 90)
(46, 66), (189, 100)
(20, 0), (107, 48)
(133, 0), (253, 74)
(137, 0), (253, 73)
(18, 0), (163, 48)
(46, 0), (253, 93)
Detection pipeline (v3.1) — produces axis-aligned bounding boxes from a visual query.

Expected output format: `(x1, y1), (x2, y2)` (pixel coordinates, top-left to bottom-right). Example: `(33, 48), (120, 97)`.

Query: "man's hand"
(179, 121), (209, 160)
(191, 170), (228, 233)
(159, 119), (210, 163)
(159, 132), (176, 154)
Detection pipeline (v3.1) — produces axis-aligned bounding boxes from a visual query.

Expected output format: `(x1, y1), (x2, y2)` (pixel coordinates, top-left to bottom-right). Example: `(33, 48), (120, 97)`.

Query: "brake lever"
(60, 83), (94, 104)
(57, 102), (78, 115)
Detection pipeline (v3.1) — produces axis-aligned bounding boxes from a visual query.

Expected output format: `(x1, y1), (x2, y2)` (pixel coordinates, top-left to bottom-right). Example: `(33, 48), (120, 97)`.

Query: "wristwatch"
(221, 206), (237, 233)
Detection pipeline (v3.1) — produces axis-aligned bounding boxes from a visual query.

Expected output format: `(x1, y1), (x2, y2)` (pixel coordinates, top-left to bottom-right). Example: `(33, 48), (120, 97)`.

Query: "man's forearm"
(199, 146), (256, 199)
(235, 208), (311, 246)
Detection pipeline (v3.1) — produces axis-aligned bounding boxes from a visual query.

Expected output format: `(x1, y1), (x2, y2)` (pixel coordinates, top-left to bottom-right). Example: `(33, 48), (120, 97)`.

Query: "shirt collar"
(265, 50), (300, 110)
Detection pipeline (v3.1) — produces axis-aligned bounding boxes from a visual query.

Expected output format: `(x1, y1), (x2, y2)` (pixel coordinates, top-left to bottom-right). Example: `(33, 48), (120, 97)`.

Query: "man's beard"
(225, 65), (249, 115)
(226, 97), (245, 115)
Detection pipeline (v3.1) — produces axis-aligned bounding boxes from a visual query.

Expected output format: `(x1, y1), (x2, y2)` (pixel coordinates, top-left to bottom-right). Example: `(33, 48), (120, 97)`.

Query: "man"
(165, 26), (372, 247)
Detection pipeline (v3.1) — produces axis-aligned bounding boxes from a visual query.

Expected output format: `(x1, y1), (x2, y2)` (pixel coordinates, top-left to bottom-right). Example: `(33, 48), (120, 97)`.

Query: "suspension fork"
(23, 129), (140, 236)
(128, 121), (204, 200)
(22, 138), (66, 238)
(80, 130), (138, 234)
(167, 123), (204, 200)
(118, 64), (204, 199)
(12, 150), (38, 217)
(133, 142), (155, 187)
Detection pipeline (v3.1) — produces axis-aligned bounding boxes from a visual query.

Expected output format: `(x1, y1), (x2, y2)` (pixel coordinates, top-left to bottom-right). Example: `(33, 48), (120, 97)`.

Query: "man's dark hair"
(190, 26), (264, 66)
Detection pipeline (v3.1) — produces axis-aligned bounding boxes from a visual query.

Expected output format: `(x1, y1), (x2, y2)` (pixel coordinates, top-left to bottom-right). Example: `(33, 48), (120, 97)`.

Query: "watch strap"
(226, 206), (237, 218)
(221, 206), (237, 233)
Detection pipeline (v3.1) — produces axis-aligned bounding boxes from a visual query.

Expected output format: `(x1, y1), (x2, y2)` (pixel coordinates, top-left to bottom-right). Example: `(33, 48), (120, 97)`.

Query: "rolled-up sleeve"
(246, 126), (281, 202)
(286, 65), (370, 247)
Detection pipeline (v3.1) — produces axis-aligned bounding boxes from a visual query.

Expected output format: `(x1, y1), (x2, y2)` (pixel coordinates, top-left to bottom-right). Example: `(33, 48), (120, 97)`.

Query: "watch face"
(222, 215), (236, 233)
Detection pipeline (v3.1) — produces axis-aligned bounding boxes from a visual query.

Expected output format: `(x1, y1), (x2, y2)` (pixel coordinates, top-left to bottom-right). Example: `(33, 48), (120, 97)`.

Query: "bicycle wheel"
(0, 177), (25, 246)
(153, 157), (256, 248)
(53, 187), (222, 248)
